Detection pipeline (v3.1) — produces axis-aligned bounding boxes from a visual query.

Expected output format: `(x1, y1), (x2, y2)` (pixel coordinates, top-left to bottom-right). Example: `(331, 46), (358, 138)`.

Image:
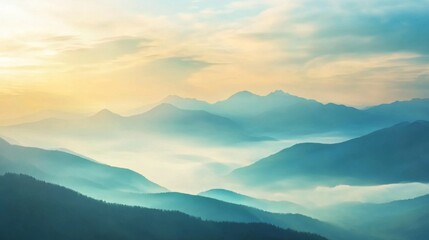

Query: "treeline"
(0, 174), (326, 240)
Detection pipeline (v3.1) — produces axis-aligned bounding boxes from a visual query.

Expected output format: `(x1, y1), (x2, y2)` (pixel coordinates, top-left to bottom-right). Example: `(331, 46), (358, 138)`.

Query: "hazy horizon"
(2, 0), (429, 120)
(2, 1), (429, 240)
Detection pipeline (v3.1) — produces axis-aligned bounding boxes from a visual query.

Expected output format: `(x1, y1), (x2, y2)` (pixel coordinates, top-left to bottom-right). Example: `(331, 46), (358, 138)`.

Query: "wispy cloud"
(1, 0), (429, 116)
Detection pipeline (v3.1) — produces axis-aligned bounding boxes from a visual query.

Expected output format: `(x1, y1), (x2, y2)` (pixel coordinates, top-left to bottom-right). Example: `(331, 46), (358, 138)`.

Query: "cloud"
(138, 56), (213, 84)
(263, 182), (429, 207)
(1, 0), (429, 115)
(55, 37), (148, 65)
(393, 74), (429, 98)
(243, 0), (429, 60)
(0, 90), (79, 119)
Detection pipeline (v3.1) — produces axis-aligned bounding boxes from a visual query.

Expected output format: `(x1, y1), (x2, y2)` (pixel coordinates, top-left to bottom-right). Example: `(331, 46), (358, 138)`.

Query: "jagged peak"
(266, 90), (287, 96)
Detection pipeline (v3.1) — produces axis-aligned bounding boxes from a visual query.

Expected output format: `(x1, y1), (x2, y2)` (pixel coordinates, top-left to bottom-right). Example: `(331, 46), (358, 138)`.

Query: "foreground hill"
(0, 174), (326, 240)
(105, 191), (367, 240)
(231, 121), (429, 187)
(0, 138), (166, 194)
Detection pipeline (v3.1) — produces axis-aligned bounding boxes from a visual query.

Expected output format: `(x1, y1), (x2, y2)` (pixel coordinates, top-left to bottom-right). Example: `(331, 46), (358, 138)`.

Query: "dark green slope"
(232, 121), (429, 187)
(0, 138), (362, 240)
(0, 174), (326, 240)
(105, 191), (365, 240)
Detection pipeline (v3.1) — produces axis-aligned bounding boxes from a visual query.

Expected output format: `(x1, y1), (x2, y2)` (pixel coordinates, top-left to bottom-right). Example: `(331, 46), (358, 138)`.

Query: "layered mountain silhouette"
(0, 138), (166, 194)
(127, 103), (270, 142)
(2, 91), (428, 240)
(0, 173), (327, 240)
(231, 121), (429, 187)
(0, 139), (362, 240)
(159, 91), (429, 137)
(162, 90), (429, 138)
(159, 90), (409, 137)
(3, 91), (429, 141)
(365, 98), (429, 123)
(2, 103), (268, 144)
(313, 194), (429, 240)
(199, 188), (305, 214)
(103, 191), (363, 240)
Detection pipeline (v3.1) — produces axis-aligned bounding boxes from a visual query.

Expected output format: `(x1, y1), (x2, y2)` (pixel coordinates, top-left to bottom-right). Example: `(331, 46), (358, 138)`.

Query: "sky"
(1, 0), (429, 119)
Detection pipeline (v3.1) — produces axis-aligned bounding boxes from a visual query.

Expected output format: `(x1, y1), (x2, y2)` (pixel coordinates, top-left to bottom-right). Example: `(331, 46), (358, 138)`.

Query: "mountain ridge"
(0, 137), (167, 194)
(231, 120), (429, 187)
(0, 173), (327, 240)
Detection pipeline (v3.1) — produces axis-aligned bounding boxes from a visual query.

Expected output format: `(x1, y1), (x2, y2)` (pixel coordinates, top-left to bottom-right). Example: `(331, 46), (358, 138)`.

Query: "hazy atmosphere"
(2, 0), (429, 119)
(2, 1), (429, 240)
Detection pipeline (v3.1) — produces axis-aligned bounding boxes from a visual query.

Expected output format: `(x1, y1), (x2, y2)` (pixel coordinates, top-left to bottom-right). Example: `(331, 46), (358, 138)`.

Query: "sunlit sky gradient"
(1, 0), (429, 119)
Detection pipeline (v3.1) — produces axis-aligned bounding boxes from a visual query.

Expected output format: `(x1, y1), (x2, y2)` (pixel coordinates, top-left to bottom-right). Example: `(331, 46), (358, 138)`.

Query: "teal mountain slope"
(0, 174), (327, 240)
(128, 103), (271, 143)
(106, 191), (365, 240)
(162, 90), (382, 136)
(0, 138), (166, 194)
(231, 121), (429, 187)
(199, 188), (305, 214)
(159, 91), (429, 137)
(0, 138), (364, 240)
(365, 98), (429, 123)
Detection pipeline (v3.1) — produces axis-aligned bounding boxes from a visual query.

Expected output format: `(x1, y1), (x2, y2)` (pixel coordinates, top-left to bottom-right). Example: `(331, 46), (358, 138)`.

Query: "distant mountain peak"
(163, 95), (186, 102)
(91, 109), (121, 119)
(143, 103), (183, 116)
(162, 95), (210, 105)
(229, 90), (260, 98)
(152, 103), (180, 111)
(267, 90), (287, 96)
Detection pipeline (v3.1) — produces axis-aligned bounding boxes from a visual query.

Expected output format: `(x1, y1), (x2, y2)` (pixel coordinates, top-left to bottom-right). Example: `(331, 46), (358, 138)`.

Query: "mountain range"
(198, 187), (429, 240)
(158, 90), (429, 137)
(231, 121), (429, 187)
(2, 90), (429, 240)
(0, 173), (327, 240)
(0, 138), (362, 240)
(2, 90), (429, 142)
(1, 103), (268, 145)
